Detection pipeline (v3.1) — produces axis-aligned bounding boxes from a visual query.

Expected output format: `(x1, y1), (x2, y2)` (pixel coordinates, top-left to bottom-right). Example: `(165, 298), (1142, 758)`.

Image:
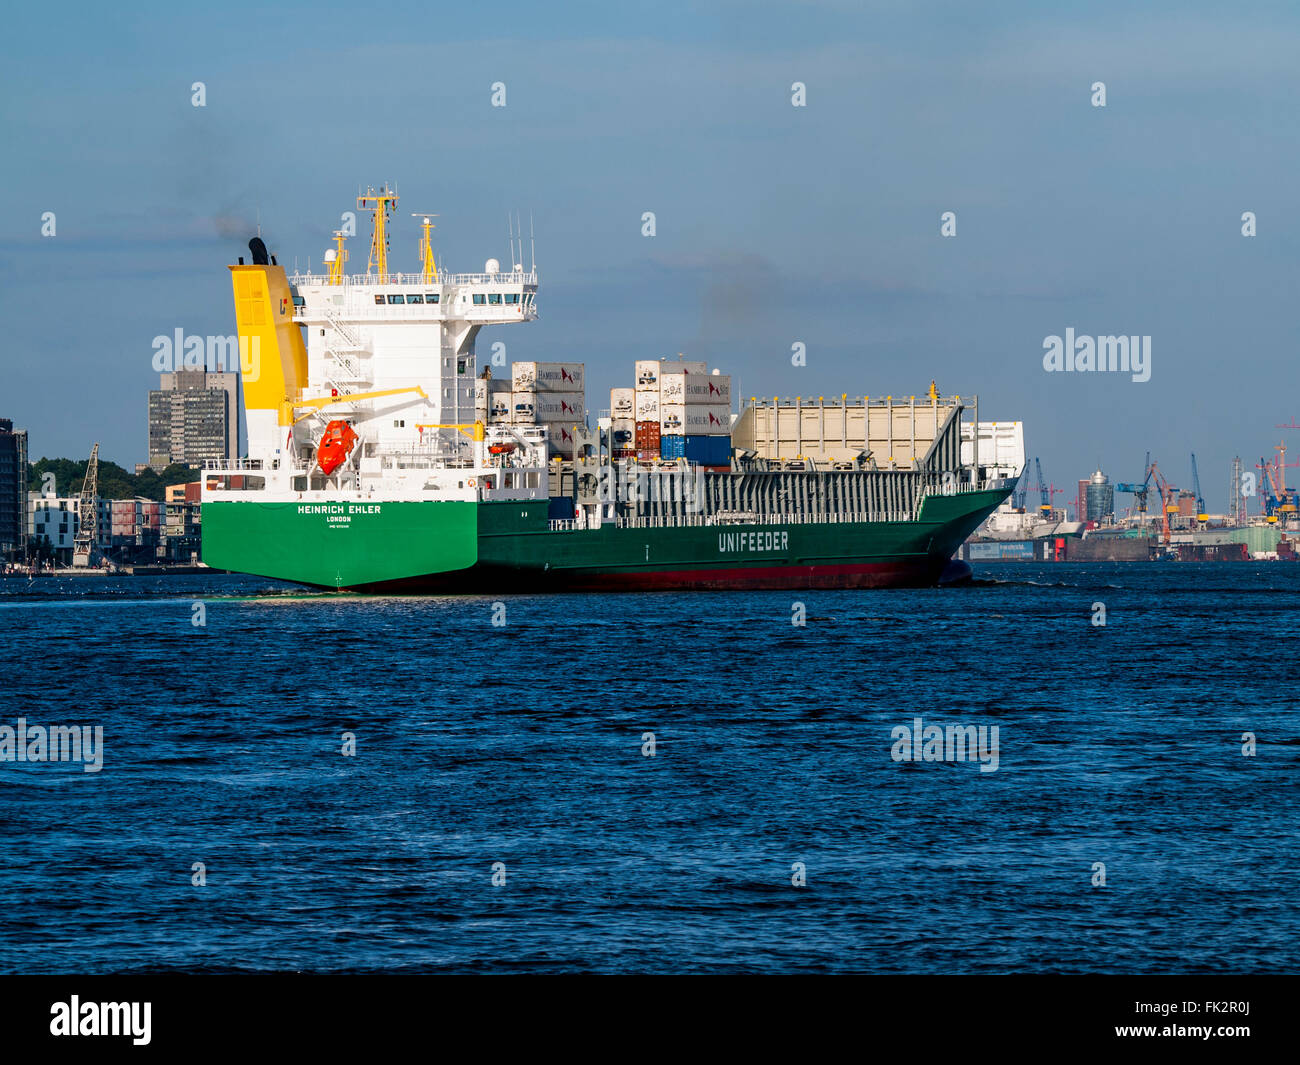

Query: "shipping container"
(634, 392), (660, 420)
(660, 434), (732, 465)
(547, 422), (581, 454)
(634, 358), (706, 388)
(612, 448), (638, 461)
(636, 449), (659, 462)
(659, 371), (731, 405)
(610, 387), (635, 418)
(660, 403), (732, 436)
(635, 420), (661, 450)
(610, 418), (636, 449)
(473, 378), (511, 403)
(511, 361), (584, 393)
(511, 391), (585, 424)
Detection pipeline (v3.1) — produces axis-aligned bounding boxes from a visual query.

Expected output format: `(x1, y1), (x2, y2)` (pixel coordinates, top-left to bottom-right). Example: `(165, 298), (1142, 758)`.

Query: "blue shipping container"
(659, 435), (731, 465)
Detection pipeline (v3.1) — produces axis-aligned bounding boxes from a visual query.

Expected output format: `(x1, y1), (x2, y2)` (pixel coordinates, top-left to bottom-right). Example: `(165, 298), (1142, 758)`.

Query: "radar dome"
(485, 258), (500, 273)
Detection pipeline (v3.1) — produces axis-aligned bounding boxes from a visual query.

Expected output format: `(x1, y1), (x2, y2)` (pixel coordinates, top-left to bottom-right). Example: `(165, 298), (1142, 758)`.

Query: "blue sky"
(2, 1), (1298, 508)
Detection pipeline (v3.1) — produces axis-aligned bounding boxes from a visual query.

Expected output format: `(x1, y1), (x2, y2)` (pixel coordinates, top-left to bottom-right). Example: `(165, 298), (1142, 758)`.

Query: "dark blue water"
(1, 563), (1297, 973)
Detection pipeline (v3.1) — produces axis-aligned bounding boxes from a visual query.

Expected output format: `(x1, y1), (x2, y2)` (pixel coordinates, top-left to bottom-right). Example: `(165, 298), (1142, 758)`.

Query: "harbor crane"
(1115, 451), (1154, 518)
(1255, 443), (1300, 518)
(71, 443), (100, 568)
(1190, 453), (1206, 520)
(1012, 464), (1029, 511)
(1149, 462), (1178, 546)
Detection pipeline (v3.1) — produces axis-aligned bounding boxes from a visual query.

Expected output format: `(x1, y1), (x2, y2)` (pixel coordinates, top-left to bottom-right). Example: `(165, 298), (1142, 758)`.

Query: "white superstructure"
(205, 188), (559, 507)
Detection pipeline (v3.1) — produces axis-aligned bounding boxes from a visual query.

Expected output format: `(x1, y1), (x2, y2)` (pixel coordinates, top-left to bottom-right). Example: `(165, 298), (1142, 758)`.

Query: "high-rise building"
(0, 418), (28, 559)
(147, 370), (239, 470)
(1076, 479), (1090, 524)
(1085, 469), (1115, 523)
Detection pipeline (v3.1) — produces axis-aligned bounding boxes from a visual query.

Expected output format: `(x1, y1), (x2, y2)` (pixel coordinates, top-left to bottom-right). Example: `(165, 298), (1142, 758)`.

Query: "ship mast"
(409, 213), (439, 283)
(326, 229), (348, 284)
(358, 184), (398, 281)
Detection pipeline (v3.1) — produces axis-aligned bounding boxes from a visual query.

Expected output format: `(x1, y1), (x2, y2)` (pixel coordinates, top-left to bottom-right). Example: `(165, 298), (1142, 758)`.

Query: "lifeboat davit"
(316, 420), (359, 475)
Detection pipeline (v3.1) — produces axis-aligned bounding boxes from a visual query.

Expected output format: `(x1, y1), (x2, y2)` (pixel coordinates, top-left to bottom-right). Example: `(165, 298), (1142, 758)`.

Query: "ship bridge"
(215, 185), (544, 503)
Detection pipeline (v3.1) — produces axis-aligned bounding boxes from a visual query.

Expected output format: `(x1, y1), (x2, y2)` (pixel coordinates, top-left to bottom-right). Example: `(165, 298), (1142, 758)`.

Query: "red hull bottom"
(353, 558), (947, 594)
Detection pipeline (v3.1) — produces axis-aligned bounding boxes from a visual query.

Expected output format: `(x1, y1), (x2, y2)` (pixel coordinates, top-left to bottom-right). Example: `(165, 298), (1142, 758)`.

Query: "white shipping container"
(610, 387), (635, 418)
(610, 418), (636, 449)
(660, 371), (730, 405)
(960, 420), (1025, 478)
(634, 358), (706, 388)
(473, 378), (511, 404)
(635, 392), (660, 420)
(511, 361), (584, 393)
(511, 391), (585, 424)
(660, 403), (732, 436)
(547, 423), (579, 458)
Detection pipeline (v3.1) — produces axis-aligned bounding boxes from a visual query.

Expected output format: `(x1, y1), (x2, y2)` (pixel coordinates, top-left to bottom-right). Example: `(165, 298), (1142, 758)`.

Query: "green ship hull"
(202, 487), (1010, 592)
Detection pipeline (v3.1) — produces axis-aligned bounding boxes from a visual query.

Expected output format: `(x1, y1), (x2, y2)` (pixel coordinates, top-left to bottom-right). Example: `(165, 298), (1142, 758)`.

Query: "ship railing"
(611, 510), (915, 530)
(290, 270), (538, 287)
(201, 459), (267, 471)
(295, 305), (538, 324)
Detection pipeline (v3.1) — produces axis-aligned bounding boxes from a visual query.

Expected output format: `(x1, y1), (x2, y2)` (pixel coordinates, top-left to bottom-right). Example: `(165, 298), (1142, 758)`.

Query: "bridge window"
(426, 293), (440, 304)
(406, 293), (423, 304)
(387, 294), (405, 304)
(488, 293), (502, 305)
(505, 293), (520, 304)
(374, 295), (385, 305)
(472, 294), (486, 305)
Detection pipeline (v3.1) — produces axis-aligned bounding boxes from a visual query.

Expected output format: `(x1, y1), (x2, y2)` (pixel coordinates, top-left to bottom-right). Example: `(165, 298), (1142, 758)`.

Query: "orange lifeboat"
(316, 420), (359, 475)
(488, 442), (517, 455)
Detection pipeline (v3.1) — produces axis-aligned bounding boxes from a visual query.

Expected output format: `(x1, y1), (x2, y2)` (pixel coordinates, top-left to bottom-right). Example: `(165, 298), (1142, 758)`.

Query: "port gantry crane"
(1148, 462), (1178, 547)
(1013, 461), (1030, 511)
(1254, 443), (1300, 519)
(1033, 458), (1063, 518)
(1115, 451), (1154, 520)
(1190, 453), (1207, 521)
(71, 442), (100, 568)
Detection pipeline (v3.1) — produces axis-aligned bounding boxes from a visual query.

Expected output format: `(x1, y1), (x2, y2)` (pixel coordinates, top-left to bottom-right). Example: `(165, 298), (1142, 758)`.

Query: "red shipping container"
(635, 420), (661, 449)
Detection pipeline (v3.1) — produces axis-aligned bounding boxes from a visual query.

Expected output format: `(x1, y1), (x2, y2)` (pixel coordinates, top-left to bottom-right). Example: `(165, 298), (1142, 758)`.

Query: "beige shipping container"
(660, 371), (730, 405)
(511, 391), (585, 424)
(511, 361), (584, 392)
(660, 403), (732, 436)
(635, 391), (660, 421)
(610, 387), (635, 418)
(634, 358), (706, 389)
(610, 418), (636, 450)
(473, 378), (511, 405)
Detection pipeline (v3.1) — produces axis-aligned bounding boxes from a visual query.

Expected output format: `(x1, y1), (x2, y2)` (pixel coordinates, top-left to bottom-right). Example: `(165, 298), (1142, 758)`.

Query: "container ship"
(200, 187), (1021, 592)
